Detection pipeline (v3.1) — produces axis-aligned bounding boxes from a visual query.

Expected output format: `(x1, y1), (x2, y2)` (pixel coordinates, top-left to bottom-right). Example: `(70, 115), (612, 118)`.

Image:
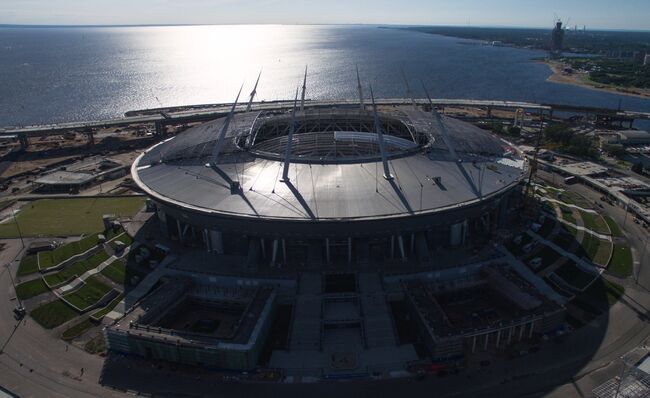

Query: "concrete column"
(410, 233), (415, 254)
(260, 238), (266, 258)
(528, 321), (535, 338)
(484, 333), (489, 350)
(347, 237), (352, 264)
(507, 326), (513, 344)
(496, 330), (501, 348)
(155, 121), (166, 136)
(270, 239), (278, 267)
(390, 236), (395, 259)
(325, 238), (330, 265)
(282, 239), (287, 265)
(519, 323), (525, 341)
(209, 230), (224, 254)
(397, 235), (406, 263)
(472, 335), (477, 353)
(176, 219), (183, 244)
(450, 220), (466, 246)
(203, 229), (211, 252)
(18, 134), (29, 149)
(87, 132), (94, 145)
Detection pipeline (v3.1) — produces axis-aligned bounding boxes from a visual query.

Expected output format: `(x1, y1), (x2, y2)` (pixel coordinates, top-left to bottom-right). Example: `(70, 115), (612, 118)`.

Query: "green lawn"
(580, 211), (610, 235)
(62, 319), (94, 341)
(17, 255), (39, 276)
(0, 197), (144, 238)
(560, 206), (577, 225)
(558, 192), (592, 209)
(15, 278), (49, 299)
(100, 260), (126, 284)
(91, 294), (124, 320)
(62, 276), (113, 311)
(30, 299), (79, 329)
(604, 216), (623, 238)
(44, 251), (110, 287)
(609, 245), (633, 278)
(109, 232), (133, 251)
(38, 234), (100, 269)
(555, 262), (596, 290)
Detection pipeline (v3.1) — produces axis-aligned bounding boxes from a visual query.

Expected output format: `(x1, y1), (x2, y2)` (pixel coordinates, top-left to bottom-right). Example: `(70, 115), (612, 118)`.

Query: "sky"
(1, 0), (649, 30)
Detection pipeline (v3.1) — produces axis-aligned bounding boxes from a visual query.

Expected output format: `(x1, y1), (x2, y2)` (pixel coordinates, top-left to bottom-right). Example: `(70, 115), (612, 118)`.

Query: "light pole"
(635, 232), (649, 286)
(12, 209), (24, 250)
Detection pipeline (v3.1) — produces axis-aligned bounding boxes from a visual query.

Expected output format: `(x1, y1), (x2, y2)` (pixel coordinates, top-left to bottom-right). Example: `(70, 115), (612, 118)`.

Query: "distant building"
(550, 21), (565, 55)
(633, 51), (646, 65)
(645, 54), (650, 66)
(601, 130), (650, 147)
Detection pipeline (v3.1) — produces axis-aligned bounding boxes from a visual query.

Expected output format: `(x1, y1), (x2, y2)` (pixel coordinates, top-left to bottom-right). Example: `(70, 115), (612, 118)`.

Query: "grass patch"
(558, 191), (592, 208)
(17, 255), (39, 276)
(62, 276), (113, 311)
(100, 260), (126, 284)
(44, 250), (109, 287)
(0, 197), (144, 238)
(609, 245), (633, 278)
(84, 333), (107, 355)
(108, 232), (133, 251)
(555, 262), (596, 290)
(38, 234), (100, 269)
(30, 299), (78, 329)
(552, 231), (577, 252)
(61, 319), (94, 341)
(580, 211), (610, 235)
(15, 278), (49, 299)
(560, 206), (577, 225)
(604, 216), (623, 238)
(91, 294), (124, 320)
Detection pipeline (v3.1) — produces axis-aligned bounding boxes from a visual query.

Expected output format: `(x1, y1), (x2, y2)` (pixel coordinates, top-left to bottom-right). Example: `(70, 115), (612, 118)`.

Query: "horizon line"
(1, 22), (649, 32)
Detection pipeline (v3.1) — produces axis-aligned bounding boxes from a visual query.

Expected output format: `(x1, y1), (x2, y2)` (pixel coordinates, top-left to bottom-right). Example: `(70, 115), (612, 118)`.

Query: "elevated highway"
(2, 99), (649, 148)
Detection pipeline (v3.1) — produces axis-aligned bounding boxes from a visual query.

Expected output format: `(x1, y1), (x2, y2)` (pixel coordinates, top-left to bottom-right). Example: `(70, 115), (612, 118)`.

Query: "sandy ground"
(544, 60), (650, 99)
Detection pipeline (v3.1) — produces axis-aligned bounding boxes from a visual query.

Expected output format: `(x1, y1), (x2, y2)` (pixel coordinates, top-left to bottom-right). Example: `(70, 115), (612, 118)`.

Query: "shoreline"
(542, 60), (650, 99)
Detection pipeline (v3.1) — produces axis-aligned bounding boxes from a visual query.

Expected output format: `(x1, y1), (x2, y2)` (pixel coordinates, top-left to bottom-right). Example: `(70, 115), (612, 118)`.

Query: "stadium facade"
(132, 102), (527, 268)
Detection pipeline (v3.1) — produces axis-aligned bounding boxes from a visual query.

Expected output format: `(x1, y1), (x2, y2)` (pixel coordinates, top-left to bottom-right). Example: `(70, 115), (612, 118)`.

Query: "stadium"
(106, 99), (573, 376)
(131, 101), (527, 267)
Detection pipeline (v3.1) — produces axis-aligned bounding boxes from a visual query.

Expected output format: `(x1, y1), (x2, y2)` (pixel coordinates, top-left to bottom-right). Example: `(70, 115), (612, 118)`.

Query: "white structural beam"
(281, 87), (300, 182)
(209, 84), (243, 165)
(246, 69), (262, 112)
(422, 82), (482, 198)
(369, 85), (393, 180)
(356, 65), (364, 110)
(300, 65), (308, 111)
(400, 68), (418, 108)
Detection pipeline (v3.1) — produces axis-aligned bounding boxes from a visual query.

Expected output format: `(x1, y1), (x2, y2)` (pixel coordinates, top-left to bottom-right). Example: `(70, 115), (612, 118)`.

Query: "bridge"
(2, 99), (649, 148)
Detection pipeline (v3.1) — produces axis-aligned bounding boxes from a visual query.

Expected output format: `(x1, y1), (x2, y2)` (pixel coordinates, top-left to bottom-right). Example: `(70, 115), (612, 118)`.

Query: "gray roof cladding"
(134, 105), (525, 221)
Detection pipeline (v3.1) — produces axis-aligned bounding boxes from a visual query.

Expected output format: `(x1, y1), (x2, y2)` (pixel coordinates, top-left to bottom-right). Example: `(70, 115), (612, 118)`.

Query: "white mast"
(300, 65), (307, 111)
(369, 85), (393, 180)
(281, 87), (300, 182)
(209, 84), (243, 166)
(356, 65), (364, 110)
(246, 69), (262, 112)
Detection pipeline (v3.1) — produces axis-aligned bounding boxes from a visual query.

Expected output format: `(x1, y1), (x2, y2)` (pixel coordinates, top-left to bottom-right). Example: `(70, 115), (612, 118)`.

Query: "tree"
(508, 126), (521, 136)
(603, 144), (627, 159)
(631, 162), (644, 174)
